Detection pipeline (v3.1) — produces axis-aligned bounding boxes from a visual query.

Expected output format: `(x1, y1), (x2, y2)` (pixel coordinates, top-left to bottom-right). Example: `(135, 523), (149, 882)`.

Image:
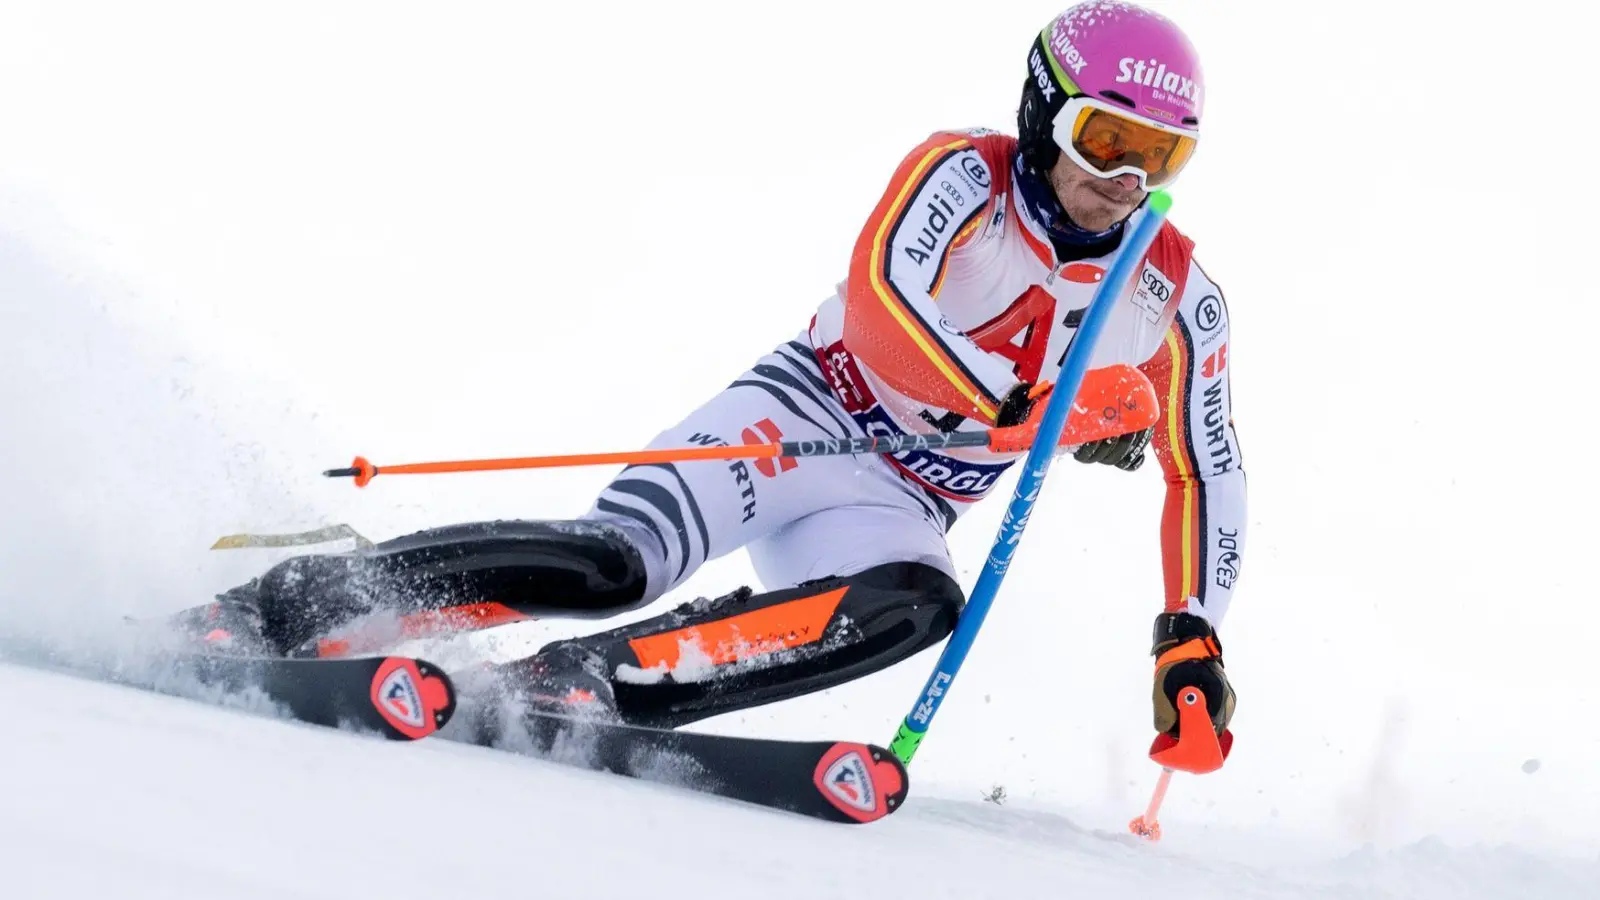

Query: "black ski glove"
(1073, 424), (1152, 470)
(995, 381), (1044, 428)
(1151, 611), (1235, 738)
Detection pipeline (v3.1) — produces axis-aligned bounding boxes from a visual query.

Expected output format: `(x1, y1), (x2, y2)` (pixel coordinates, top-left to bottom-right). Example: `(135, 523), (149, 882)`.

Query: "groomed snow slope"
(4, 660), (1594, 900)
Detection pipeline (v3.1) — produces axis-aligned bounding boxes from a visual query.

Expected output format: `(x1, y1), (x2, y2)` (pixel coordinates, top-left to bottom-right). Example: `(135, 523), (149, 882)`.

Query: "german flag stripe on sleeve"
(843, 136), (1012, 421)
(1146, 319), (1207, 612)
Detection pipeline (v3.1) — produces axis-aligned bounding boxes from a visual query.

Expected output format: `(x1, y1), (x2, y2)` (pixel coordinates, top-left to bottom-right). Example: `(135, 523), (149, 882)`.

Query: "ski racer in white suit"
(187, 2), (1243, 763)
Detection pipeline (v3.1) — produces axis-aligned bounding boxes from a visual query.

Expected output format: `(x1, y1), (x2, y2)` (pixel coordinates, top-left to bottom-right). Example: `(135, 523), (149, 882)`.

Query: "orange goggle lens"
(1067, 106), (1197, 188)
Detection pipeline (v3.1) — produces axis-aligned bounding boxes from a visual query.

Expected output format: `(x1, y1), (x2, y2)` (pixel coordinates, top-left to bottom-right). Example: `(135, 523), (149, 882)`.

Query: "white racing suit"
(201, 129), (1244, 730)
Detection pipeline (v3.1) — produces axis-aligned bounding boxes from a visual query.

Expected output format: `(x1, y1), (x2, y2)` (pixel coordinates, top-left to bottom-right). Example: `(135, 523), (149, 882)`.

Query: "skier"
(180, 1), (1243, 763)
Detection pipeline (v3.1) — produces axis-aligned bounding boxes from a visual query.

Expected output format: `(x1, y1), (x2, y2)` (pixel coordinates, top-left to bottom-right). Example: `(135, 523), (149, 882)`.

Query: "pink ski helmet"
(1019, 2), (1205, 187)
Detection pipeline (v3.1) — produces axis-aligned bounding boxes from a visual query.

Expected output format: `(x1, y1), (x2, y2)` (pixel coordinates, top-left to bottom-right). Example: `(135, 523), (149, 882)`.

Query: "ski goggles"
(1052, 95), (1198, 190)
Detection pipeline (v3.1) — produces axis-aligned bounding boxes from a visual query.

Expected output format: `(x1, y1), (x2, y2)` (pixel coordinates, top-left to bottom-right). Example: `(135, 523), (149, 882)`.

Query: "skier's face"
(1048, 156), (1146, 233)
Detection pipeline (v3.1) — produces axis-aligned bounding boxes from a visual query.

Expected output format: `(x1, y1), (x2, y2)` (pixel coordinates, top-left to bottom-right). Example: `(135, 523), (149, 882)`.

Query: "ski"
(467, 710), (908, 824)
(202, 653), (451, 739)
(104, 652), (459, 741)
(0, 628), (460, 741)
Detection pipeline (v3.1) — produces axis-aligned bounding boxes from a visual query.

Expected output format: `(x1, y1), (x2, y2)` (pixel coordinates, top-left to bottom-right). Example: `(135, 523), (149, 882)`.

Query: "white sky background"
(1, 0), (1596, 863)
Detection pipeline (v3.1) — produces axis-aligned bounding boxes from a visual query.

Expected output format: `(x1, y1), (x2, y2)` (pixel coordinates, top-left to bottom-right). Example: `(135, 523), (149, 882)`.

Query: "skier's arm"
(1138, 262), (1247, 627)
(841, 133), (1024, 425)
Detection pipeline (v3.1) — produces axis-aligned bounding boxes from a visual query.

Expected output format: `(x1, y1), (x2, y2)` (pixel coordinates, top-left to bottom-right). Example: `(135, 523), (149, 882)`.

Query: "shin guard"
(499, 562), (964, 729)
(207, 520), (648, 656)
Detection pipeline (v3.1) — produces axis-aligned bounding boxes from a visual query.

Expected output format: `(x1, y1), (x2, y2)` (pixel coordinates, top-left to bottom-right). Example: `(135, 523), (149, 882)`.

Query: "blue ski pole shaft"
(889, 191), (1173, 765)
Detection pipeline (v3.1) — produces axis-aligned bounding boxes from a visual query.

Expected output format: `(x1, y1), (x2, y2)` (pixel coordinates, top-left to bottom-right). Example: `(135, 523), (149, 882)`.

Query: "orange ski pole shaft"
(325, 362), (1163, 488)
(326, 430), (1007, 488)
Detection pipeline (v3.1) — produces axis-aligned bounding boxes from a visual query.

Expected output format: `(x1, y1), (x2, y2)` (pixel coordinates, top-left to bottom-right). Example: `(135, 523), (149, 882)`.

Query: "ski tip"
(813, 742), (909, 824)
(369, 658), (457, 740)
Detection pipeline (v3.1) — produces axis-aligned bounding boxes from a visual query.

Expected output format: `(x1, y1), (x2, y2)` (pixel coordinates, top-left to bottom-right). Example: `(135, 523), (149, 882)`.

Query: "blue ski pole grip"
(890, 192), (1173, 765)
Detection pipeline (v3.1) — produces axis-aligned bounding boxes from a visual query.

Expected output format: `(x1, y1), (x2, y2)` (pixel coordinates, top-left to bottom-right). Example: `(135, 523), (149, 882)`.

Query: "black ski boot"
(455, 641), (621, 751)
(501, 641), (620, 720)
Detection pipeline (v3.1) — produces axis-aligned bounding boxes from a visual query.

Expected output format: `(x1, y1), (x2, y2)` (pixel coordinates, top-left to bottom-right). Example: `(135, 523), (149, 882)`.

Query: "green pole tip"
(1147, 190), (1173, 215)
(890, 722), (924, 765)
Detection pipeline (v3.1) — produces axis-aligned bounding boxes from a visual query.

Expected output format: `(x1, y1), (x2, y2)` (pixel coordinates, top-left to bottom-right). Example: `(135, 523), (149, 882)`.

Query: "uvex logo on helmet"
(1115, 58), (1201, 108)
(1029, 47), (1057, 102)
(1048, 26), (1088, 75)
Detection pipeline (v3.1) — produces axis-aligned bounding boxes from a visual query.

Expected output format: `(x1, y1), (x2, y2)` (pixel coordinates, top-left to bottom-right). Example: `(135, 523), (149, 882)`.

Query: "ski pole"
(1130, 684), (1231, 839)
(1129, 767), (1173, 840)
(324, 364), (1158, 488)
(889, 191), (1173, 765)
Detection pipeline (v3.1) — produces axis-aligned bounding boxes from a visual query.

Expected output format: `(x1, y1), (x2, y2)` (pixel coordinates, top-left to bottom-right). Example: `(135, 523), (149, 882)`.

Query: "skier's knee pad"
(531, 561), (964, 729)
(243, 520), (650, 652)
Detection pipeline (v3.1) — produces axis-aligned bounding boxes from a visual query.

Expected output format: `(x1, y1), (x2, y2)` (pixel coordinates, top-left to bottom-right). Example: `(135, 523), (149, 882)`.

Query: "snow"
(5, 660), (1594, 900)
(3, 0), (1599, 897)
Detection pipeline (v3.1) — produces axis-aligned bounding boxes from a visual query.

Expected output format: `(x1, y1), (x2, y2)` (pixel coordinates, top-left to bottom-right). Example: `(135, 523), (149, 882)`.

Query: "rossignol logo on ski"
(823, 751), (876, 812)
(368, 658), (454, 740)
(378, 665), (425, 728)
(812, 742), (906, 823)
